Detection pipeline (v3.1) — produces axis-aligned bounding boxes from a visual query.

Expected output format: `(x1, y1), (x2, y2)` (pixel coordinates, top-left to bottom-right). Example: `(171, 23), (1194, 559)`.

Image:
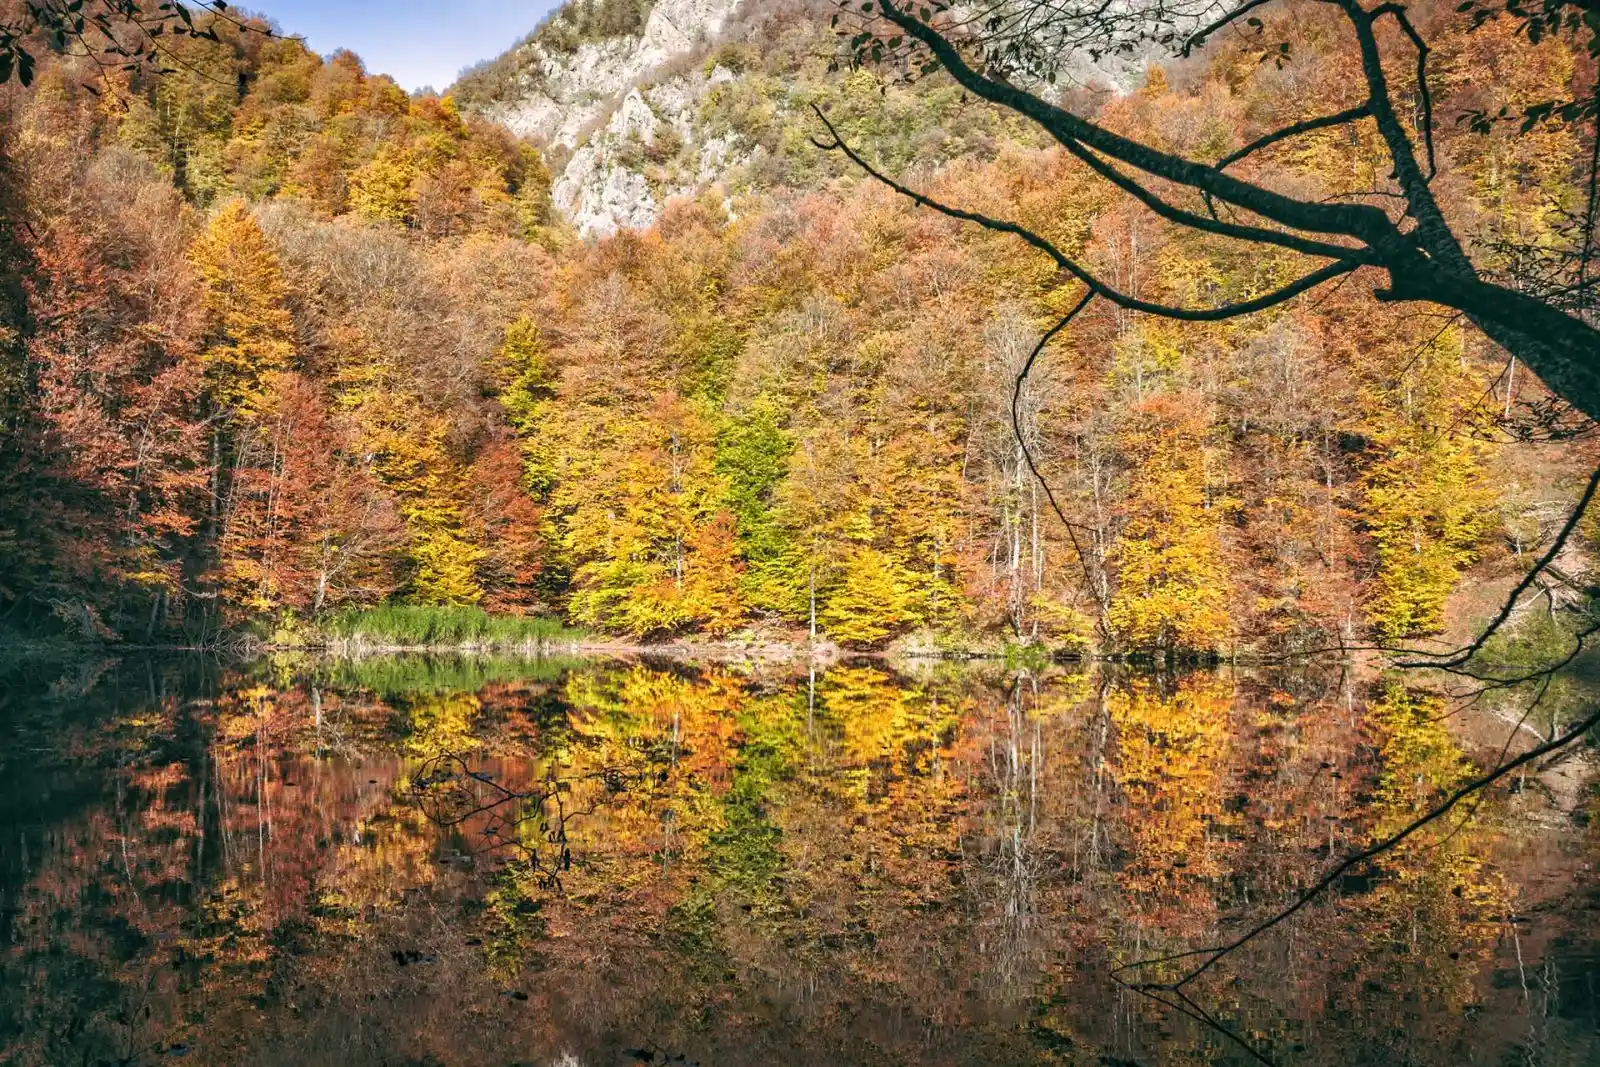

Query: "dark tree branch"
(1336, 0), (1458, 260)
(1431, 621), (1600, 701)
(1217, 105), (1373, 171)
(868, 0), (1600, 421)
(811, 105), (1362, 320)
(1581, 104), (1600, 313)
(1182, 0), (1280, 56)
(1010, 288), (1110, 606)
(877, 0), (1402, 246)
(1371, 3), (1438, 181)
(1062, 138), (1371, 260)
(1397, 465), (1600, 669)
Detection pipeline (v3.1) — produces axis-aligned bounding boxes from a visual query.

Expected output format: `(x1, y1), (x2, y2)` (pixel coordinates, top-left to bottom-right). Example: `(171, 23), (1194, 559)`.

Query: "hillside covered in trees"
(0, 0), (1595, 655)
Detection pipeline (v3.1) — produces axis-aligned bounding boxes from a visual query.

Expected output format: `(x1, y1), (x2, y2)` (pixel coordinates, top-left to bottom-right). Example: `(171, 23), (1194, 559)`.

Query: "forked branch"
(810, 105), (1361, 321)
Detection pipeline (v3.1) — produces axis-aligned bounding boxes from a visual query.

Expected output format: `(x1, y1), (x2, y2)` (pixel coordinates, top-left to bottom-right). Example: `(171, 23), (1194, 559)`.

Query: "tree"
(1, 135), (210, 638)
(714, 395), (803, 616)
(1357, 326), (1494, 639)
(555, 394), (737, 636)
(217, 373), (405, 618)
(464, 438), (545, 613)
(189, 199), (296, 418)
(819, 536), (920, 646)
(349, 147), (418, 225)
(1106, 393), (1232, 654)
(680, 511), (748, 634)
(823, 0), (1600, 421)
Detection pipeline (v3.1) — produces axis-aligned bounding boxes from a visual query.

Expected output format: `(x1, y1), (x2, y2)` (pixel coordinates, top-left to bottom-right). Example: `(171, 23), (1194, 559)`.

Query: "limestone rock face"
(483, 0), (744, 149)
(464, 0), (1179, 237)
(551, 89), (661, 236)
(546, 64), (751, 237)
(475, 0), (749, 236)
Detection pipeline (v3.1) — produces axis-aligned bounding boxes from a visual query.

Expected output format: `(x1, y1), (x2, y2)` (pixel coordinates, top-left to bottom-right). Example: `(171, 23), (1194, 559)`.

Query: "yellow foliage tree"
(189, 199), (295, 417)
(557, 395), (744, 635)
(349, 147), (417, 224)
(819, 535), (920, 647)
(352, 390), (484, 605)
(681, 512), (747, 635)
(1359, 329), (1492, 640)
(1107, 394), (1231, 653)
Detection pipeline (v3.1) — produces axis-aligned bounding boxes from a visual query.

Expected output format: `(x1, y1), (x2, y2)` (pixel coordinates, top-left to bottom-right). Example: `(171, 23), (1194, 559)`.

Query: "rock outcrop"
(483, 0), (742, 149)
(472, 0), (747, 235)
(460, 0), (1174, 237)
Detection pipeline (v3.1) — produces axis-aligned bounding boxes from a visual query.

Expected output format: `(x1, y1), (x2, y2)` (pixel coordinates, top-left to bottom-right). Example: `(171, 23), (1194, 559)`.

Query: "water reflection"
(0, 654), (1596, 1066)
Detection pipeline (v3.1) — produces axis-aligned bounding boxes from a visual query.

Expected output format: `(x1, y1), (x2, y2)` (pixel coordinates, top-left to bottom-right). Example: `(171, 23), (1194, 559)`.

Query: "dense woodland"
(0, 0), (1594, 652)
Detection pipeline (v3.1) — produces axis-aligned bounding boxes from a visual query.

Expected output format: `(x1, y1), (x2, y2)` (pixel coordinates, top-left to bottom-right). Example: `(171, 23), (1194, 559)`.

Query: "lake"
(0, 653), (1596, 1066)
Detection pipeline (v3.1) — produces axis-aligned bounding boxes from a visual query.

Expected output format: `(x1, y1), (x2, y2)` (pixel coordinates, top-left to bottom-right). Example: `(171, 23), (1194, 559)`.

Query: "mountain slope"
(451, 0), (1156, 235)
(453, 0), (750, 234)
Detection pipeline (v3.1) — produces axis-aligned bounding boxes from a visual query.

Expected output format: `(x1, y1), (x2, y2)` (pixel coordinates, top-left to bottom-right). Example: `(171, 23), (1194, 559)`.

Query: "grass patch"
(317, 605), (583, 649)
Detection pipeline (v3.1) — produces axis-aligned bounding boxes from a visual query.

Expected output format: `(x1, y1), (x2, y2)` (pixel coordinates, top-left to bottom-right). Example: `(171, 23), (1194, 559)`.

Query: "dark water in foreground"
(1, 654), (1598, 1067)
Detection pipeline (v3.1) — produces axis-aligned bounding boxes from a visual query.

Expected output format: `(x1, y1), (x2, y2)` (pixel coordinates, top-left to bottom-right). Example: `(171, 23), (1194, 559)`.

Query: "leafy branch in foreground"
(0, 1), (280, 90)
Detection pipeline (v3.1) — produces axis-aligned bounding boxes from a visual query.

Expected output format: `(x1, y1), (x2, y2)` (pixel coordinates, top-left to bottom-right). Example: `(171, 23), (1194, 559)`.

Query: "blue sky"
(242, 1), (562, 92)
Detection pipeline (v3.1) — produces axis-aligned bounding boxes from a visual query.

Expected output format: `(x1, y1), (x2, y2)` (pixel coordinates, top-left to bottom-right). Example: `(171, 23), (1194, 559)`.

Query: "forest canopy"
(0, 0), (1595, 658)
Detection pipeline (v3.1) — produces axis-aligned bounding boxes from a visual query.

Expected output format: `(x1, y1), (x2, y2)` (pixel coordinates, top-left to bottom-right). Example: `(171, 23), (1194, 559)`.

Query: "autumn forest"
(4, 0), (1600, 1064)
(0, 0), (1593, 656)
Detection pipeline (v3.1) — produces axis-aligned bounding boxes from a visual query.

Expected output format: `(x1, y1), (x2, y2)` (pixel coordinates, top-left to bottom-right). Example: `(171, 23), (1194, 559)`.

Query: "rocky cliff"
(453, 0), (1160, 236)
(454, 0), (749, 235)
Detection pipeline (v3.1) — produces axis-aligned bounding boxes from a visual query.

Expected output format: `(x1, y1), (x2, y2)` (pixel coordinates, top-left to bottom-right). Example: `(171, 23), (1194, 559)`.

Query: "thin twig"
(1115, 699), (1600, 991)
(1397, 465), (1600, 668)
(1217, 105), (1373, 171)
(1010, 288), (1104, 598)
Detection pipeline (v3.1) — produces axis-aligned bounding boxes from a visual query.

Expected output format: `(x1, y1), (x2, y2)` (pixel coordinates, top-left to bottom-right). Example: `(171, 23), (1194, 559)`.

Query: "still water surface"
(1, 654), (1597, 1066)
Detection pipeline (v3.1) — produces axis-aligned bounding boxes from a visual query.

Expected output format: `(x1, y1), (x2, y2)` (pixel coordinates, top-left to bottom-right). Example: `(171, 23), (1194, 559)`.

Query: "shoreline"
(0, 634), (1336, 668)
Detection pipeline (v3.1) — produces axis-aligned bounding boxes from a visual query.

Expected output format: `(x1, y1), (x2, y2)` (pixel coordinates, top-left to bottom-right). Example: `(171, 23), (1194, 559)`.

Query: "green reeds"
(319, 605), (582, 650)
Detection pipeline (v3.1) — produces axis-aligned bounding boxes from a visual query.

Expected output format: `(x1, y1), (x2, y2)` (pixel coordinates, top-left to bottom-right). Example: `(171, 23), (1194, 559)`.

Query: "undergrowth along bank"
(315, 605), (584, 651)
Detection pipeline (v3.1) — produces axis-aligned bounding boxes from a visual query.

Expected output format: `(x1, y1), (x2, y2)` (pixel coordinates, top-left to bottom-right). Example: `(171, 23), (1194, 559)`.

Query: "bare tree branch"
(1397, 465), (1600, 668)
(810, 105), (1362, 320)
(1370, 3), (1438, 181)
(864, 0), (1600, 420)
(1060, 137), (1370, 260)
(877, 0), (1402, 244)
(1217, 105), (1373, 171)
(1009, 288), (1109, 606)
(1182, 0), (1279, 56)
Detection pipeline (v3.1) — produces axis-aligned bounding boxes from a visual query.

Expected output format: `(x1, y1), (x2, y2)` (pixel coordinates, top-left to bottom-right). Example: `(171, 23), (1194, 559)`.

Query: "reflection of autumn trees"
(0, 667), (412, 1065)
(1107, 675), (1236, 926)
(0, 657), (1593, 1066)
(1302, 683), (1514, 1065)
